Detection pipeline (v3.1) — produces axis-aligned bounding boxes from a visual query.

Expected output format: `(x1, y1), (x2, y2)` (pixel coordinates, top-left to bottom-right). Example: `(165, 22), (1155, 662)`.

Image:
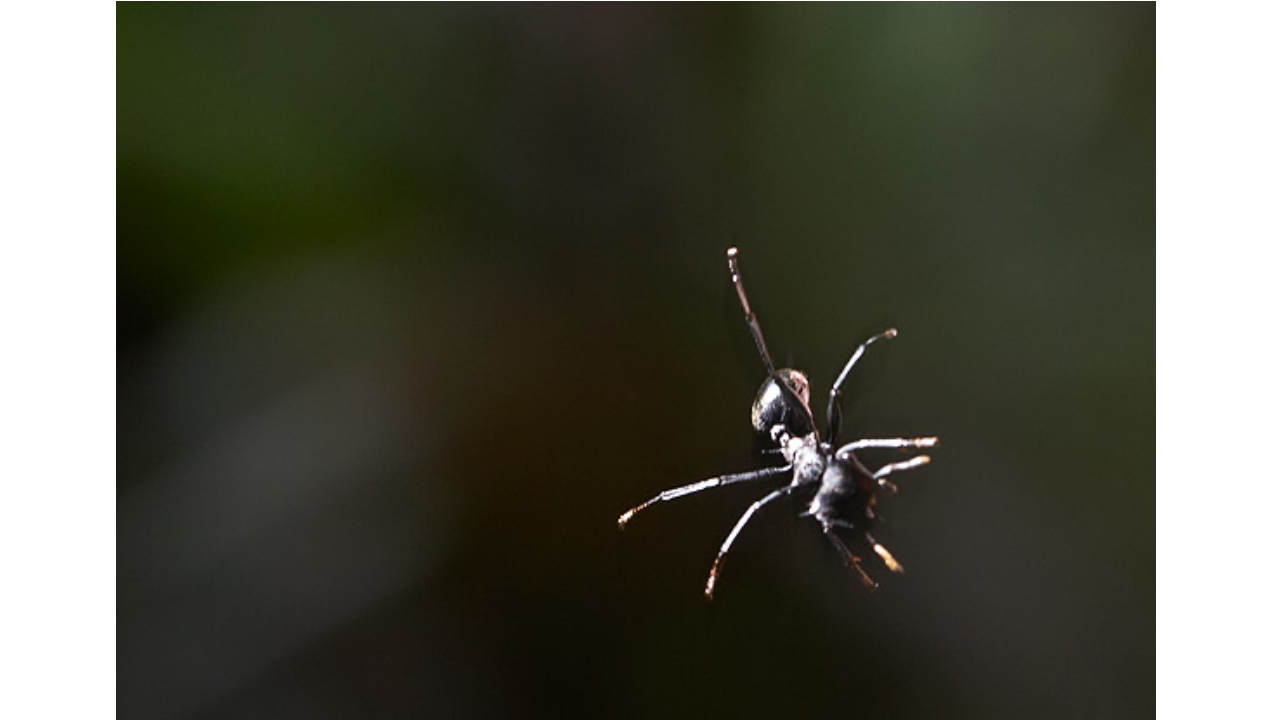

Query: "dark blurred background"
(118, 4), (1153, 718)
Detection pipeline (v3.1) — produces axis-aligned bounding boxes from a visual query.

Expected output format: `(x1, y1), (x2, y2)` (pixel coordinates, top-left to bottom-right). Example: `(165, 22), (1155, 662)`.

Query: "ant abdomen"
(808, 461), (859, 525)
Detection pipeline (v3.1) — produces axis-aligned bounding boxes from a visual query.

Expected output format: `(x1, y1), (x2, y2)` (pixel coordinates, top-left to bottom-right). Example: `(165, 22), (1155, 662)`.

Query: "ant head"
(751, 368), (815, 438)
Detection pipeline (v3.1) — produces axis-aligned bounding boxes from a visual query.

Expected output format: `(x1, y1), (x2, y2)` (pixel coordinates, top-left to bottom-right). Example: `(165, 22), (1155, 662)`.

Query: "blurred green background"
(118, 4), (1153, 718)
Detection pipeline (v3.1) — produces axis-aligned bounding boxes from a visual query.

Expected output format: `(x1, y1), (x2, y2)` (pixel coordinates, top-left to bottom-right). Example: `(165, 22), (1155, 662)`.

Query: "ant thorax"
(776, 431), (826, 486)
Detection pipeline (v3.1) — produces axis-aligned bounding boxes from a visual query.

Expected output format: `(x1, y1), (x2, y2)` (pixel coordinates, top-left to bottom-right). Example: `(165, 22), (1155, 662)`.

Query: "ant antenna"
(727, 247), (776, 376)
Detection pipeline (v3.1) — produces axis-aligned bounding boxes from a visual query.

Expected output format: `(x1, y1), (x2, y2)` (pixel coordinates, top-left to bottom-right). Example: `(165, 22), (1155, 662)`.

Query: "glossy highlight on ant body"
(618, 247), (938, 599)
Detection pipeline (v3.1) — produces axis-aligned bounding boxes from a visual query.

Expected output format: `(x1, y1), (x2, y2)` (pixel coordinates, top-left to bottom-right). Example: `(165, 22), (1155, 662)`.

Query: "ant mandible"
(618, 247), (938, 599)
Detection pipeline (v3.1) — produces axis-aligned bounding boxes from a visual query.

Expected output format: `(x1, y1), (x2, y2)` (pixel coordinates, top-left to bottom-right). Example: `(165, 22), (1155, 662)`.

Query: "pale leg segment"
(870, 455), (932, 492)
(618, 465), (791, 529)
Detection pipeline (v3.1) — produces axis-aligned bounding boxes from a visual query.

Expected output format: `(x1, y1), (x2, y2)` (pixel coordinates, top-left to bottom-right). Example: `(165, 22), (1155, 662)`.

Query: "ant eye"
(783, 370), (811, 405)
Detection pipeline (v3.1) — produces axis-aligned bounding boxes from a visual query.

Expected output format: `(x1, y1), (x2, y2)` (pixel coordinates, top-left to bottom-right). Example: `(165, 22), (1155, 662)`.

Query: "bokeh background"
(118, 4), (1153, 718)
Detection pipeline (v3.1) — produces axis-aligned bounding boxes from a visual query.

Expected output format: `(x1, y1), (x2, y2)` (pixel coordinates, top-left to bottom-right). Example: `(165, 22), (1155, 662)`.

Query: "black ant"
(618, 247), (938, 599)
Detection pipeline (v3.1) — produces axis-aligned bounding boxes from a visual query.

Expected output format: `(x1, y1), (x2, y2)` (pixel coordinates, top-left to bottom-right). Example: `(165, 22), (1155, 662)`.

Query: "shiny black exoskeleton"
(618, 247), (938, 598)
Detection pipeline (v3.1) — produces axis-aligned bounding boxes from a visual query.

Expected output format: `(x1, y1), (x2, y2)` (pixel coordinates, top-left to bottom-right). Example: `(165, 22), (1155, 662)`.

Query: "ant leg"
(618, 465), (791, 529)
(866, 532), (904, 573)
(825, 329), (898, 444)
(823, 527), (877, 589)
(727, 247), (776, 376)
(836, 438), (936, 484)
(836, 437), (939, 455)
(704, 484), (801, 599)
(868, 455), (932, 492)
